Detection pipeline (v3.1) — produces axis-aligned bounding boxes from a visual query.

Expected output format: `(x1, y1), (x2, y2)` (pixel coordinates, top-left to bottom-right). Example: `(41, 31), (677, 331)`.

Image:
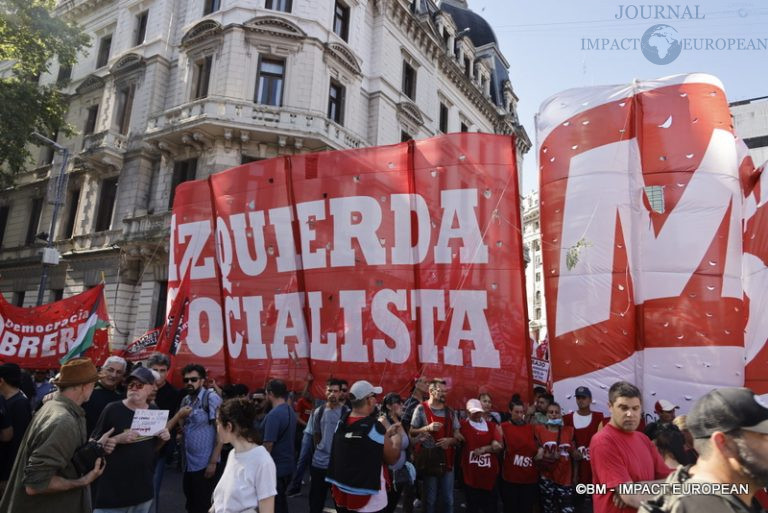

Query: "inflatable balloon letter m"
(538, 73), (768, 412)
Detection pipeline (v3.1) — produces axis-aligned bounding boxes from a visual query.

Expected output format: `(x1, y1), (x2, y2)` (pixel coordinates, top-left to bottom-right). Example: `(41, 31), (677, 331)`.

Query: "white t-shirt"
(573, 412), (592, 430)
(212, 445), (277, 513)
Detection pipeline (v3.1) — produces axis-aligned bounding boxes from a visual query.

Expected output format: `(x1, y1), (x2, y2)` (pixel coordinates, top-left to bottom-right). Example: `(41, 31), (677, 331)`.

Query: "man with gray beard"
(640, 387), (768, 513)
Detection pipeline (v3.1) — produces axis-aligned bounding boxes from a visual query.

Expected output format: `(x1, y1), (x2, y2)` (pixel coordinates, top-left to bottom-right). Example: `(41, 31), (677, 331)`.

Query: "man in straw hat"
(0, 358), (115, 513)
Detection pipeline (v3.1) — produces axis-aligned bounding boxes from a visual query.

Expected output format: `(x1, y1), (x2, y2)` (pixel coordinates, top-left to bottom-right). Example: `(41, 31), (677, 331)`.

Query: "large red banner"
(0, 285), (110, 368)
(538, 73), (768, 413)
(168, 134), (531, 405)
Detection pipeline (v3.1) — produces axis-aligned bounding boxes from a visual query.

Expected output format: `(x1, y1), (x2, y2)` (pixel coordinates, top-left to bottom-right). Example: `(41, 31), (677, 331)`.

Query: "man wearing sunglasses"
(179, 364), (223, 513)
(91, 367), (170, 513)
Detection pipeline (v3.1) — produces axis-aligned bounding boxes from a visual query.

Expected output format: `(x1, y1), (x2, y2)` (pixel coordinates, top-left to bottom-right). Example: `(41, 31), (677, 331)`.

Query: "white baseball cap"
(349, 380), (382, 400)
(467, 398), (484, 414)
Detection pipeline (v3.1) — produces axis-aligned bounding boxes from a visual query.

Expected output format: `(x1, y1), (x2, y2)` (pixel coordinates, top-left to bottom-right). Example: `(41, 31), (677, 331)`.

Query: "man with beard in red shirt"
(564, 386), (604, 513)
(590, 382), (671, 513)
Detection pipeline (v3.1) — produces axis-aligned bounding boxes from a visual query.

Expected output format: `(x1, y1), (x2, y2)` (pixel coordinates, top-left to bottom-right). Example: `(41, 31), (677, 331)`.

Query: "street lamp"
(32, 132), (69, 306)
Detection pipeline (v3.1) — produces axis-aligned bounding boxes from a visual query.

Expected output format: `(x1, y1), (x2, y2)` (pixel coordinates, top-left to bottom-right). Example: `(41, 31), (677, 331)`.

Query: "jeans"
(94, 499), (153, 513)
(152, 457), (164, 513)
(183, 468), (220, 513)
(290, 432), (315, 490)
(423, 470), (454, 513)
(309, 465), (330, 513)
(275, 475), (291, 513)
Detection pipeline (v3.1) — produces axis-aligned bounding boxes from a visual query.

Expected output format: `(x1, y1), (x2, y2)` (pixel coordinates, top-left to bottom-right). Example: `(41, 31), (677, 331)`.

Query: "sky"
(469, 0), (768, 193)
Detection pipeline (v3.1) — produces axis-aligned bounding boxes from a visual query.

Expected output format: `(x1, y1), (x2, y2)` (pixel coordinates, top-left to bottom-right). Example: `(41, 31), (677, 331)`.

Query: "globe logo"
(641, 24), (682, 64)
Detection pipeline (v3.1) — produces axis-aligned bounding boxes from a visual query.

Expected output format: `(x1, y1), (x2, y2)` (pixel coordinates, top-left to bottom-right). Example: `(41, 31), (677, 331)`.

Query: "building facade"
(1, 0), (529, 346)
(731, 95), (768, 167)
(522, 189), (545, 343)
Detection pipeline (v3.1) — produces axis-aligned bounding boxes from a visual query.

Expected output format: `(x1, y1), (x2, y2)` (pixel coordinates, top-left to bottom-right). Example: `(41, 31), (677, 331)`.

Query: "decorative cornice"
(323, 43), (362, 76)
(181, 20), (223, 47)
(397, 100), (425, 127)
(243, 15), (307, 40)
(110, 53), (145, 75)
(75, 74), (105, 95)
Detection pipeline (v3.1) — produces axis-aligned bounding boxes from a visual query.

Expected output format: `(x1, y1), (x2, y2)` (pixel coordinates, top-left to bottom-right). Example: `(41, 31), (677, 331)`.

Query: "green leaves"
(0, 0), (89, 180)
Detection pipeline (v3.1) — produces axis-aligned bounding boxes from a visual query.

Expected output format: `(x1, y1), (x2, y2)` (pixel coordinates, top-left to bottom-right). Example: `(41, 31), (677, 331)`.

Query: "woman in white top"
(211, 397), (277, 513)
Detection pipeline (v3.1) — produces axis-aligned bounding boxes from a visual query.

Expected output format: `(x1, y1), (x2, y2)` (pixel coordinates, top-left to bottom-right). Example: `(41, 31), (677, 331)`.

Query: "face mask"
(547, 418), (563, 426)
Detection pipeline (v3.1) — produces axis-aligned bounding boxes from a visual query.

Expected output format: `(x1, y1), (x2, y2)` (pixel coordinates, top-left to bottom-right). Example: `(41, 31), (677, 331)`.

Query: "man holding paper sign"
(91, 367), (171, 513)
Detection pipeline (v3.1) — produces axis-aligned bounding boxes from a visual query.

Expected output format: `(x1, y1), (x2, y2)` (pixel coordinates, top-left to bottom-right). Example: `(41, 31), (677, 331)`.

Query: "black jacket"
(325, 410), (385, 495)
(640, 465), (766, 513)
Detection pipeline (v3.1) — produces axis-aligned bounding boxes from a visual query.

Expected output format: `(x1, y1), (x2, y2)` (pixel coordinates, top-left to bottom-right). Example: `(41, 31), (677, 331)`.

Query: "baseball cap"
(655, 399), (679, 413)
(574, 386), (592, 398)
(687, 387), (768, 439)
(348, 380), (382, 400)
(125, 366), (156, 386)
(466, 398), (484, 414)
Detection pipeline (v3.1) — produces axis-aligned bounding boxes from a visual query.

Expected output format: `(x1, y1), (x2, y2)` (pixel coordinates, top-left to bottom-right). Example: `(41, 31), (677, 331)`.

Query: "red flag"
(119, 328), (160, 362)
(156, 277), (190, 356)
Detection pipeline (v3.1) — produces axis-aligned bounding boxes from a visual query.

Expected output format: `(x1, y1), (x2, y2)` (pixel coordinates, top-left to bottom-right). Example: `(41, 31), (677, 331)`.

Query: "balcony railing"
(146, 97), (366, 150)
(122, 211), (172, 242)
(83, 130), (128, 154)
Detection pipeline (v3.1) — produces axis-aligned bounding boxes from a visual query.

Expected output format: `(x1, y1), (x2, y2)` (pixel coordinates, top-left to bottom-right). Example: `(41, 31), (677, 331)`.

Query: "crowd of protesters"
(0, 356), (766, 513)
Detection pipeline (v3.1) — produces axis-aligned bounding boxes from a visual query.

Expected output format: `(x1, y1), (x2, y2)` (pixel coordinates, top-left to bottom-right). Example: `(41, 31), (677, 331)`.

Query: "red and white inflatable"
(537, 73), (768, 413)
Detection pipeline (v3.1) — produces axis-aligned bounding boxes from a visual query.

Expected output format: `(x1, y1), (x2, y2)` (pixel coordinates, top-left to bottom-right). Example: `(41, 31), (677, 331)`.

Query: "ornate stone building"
(521, 190), (545, 342)
(1, 0), (529, 346)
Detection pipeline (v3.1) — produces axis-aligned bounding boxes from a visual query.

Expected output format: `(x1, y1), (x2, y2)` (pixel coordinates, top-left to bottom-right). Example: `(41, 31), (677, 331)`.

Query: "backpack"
(182, 388), (217, 425)
(312, 403), (349, 447)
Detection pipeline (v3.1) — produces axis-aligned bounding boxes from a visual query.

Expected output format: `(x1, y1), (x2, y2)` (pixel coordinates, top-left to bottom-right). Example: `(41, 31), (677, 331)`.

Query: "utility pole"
(32, 132), (69, 306)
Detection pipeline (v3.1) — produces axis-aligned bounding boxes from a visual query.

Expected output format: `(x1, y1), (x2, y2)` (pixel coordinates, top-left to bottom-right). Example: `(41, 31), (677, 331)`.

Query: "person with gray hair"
(83, 355), (127, 436)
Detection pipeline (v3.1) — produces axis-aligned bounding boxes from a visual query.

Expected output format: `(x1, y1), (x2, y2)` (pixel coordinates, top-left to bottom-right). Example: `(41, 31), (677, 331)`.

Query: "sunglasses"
(127, 381), (147, 390)
(183, 377), (201, 383)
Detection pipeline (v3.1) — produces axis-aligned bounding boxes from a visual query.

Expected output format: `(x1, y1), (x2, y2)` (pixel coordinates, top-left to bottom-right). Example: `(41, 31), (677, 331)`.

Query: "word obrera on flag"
(167, 133), (531, 404)
(538, 73), (768, 411)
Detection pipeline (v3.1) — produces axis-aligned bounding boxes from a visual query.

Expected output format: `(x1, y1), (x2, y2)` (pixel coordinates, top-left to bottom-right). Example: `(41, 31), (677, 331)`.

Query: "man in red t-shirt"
(590, 381), (671, 513)
(564, 386), (604, 513)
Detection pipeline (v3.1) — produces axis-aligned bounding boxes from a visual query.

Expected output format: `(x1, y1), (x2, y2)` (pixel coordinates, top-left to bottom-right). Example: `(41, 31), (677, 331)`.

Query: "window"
(265, 0), (292, 12)
(25, 198), (43, 245)
(135, 11), (149, 46)
(192, 56), (212, 100)
(56, 63), (72, 84)
(328, 80), (345, 125)
(115, 85), (135, 135)
(255, 58), (285, 106)
(439, 102), (448, 133)
(463, 56), (471, 78)
(241, 155), (264, 164)
(535, 272), (541, 282)
(62, 188), (81, 239)
(96, 35), (112, 68)
(401, 131), (412, 142)
(203, 0), (221, 15)
(402, 61), (416, 100)
(333, 1), (350, 41)
(0, 206), (9, 248)
(169, 159), (198, 208)
(95, 178), (118, 232)
(535, 290), (541, 302)
(154, 281), (168, 328)
(84, 105), (99, 135)
(535, 308), (541, 320)
(12, 291), (25, 307)
(460, 122), (468, 133)
(50, 289), (64, 302)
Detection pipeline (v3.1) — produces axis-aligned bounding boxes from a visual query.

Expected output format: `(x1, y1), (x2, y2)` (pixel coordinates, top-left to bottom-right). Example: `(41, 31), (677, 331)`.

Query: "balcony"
(80, 130), (128, 171)
(145, 97), (366, 153)
(57, 229), (123, 256)
(119, 211), (172, 259)
(55, 0), (115, 19)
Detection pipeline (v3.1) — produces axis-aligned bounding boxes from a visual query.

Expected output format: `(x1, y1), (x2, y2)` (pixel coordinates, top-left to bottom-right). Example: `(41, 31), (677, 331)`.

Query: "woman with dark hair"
(652, 424), (689, 468)
(380, 392), (412, 513)
(212, 398), (277, 513)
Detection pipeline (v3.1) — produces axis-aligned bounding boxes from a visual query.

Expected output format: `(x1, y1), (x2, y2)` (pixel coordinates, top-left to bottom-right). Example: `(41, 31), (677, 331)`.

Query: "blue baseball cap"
(574, 386), (592, 398)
